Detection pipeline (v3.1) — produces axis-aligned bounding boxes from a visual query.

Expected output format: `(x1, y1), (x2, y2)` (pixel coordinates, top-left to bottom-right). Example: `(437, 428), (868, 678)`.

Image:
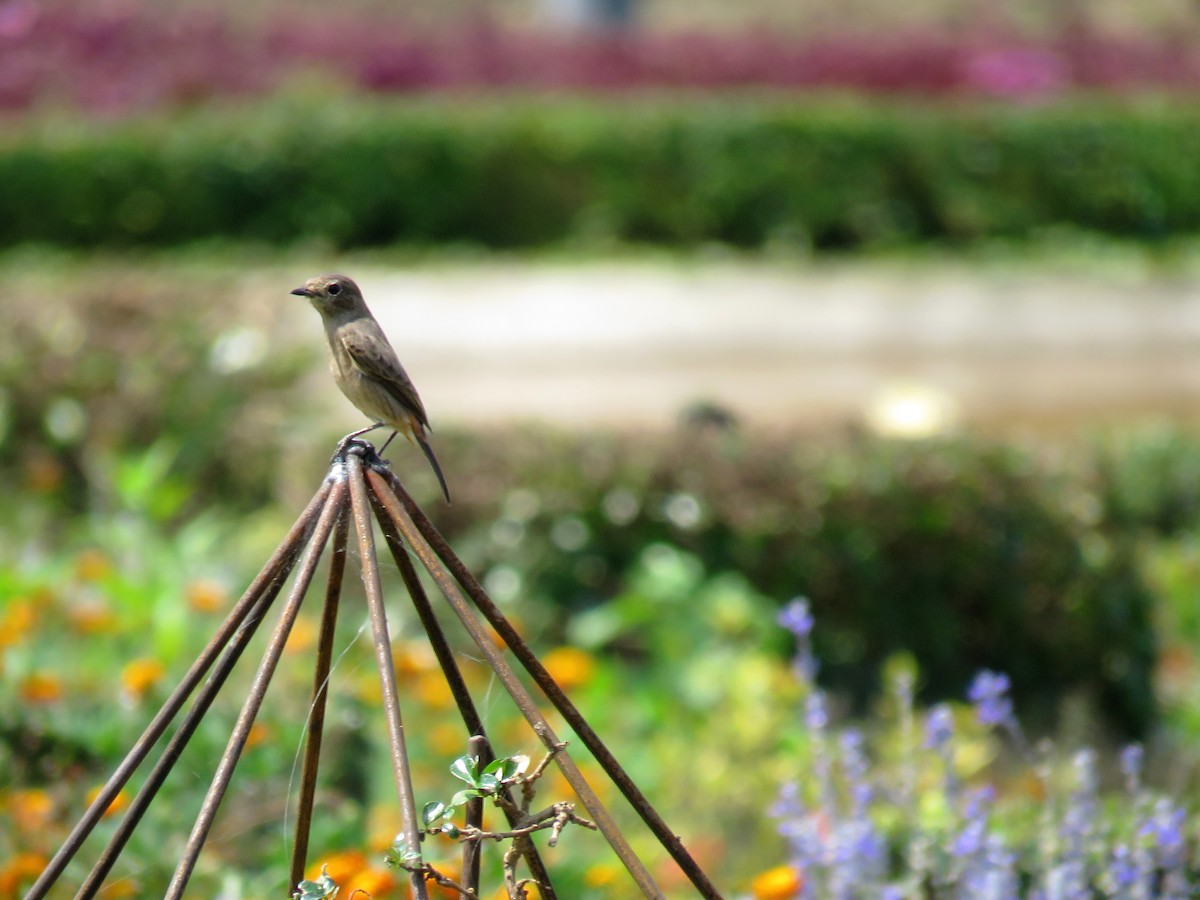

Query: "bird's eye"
(327, 282), (342, 296)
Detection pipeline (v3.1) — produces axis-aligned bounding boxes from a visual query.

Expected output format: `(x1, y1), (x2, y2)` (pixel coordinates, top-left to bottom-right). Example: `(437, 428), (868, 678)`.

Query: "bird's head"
(290, 274), (365, 317)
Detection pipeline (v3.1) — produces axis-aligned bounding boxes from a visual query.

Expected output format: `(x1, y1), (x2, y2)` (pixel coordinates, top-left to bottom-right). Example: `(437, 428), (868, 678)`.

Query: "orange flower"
(542, 646), (596, 692)
(186, 579), (226, 613)
(67, 601), (117, 635)
(420, 861), (462, 899)
(344, 865), (396, 897)
(7, 789), (54, 831)
(0, 600), (36, 648)
(120, 659), (164, 700)
(0, 851), (48, 895)
(73, 549), (112, 582)
(308, 850), (368, 886)
(84, 786), (129, 819)
(245, 722), (271, 750)
(24, 456), (63, 493)
(751, 865), (802, 900)
(19, 672), (63, 704)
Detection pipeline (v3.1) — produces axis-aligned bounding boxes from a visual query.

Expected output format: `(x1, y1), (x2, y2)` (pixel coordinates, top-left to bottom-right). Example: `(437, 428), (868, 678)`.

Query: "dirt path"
(295, 257), (1200, 433)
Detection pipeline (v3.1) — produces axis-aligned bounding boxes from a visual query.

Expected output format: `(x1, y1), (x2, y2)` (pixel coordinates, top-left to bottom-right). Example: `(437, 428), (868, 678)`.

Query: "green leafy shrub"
(1, 98), (1199, 251)
(434, 427), (1158, 736)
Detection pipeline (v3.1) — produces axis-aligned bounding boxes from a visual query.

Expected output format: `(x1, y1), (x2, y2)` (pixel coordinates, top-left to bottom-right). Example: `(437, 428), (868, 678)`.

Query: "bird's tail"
(417, 434), (451, 504)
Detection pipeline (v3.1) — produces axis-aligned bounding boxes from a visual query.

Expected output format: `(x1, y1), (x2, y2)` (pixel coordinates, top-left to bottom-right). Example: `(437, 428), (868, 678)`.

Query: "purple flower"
(779, 597), (819, 682)
(1120, 744), (1143, 794)
(805, 690), (829, 732)
(778, 597), (814, 638)
(1105, 844), (1137, 891)
(968, 670), (1013, 728)
(923, 703), (955, 750)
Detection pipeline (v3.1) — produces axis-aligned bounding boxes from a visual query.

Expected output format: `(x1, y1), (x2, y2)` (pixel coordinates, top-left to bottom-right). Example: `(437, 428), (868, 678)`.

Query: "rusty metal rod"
(365, 467), (664, 899)
(290, 506), (350, 892)
(367, 486), (558, 899)
(462, 734), (488, 896)
(346, 453), (428, 900)
(165, 478), (347, 899)
(24, 480), (333, 900)
(76, 566), (289, 898)
(384, 468), (723, 900)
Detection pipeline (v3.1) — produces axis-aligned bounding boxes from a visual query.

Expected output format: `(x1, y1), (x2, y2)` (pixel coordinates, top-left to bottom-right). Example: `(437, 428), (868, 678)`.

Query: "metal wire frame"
(25, 440), (723, 900)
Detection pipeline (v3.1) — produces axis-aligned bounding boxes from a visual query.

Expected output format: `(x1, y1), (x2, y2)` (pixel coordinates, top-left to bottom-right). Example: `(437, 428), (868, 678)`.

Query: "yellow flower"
(95, 878), (140, 897)
(120, 659), (165, 700)
(6, 789), (54, 831)
(84, 786), (129, 819)
(415, 672), (454, 710)
(19, 672), (63, 704)
(751, 865), (802, 900)
(542, 646), (596, 692)
(186, 579), (226, 613)
(393, 640), (437, 677)
(584, 862), (621, 887)
(284, 616), (318, 655)
(428, 723), (466, 756)
(490, 883), (540, 900)
(73, 549), (112, 583)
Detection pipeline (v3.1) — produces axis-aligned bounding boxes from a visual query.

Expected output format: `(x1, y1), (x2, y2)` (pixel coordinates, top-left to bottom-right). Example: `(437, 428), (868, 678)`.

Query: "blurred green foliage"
(435, 427), (1159, 737)
(0, 260), (1191, 738)
(1, 97), (1199, 251)
(0, 262), (315, 518)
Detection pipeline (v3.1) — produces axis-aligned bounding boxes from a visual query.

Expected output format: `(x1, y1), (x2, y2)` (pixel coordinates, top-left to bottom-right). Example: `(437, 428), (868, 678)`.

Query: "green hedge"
(2, 97), (1199, 250)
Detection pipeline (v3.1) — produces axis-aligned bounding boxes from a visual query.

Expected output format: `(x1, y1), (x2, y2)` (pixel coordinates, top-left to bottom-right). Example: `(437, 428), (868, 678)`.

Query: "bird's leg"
(333, 422), (386, 461)
(378, 430), (400, 455)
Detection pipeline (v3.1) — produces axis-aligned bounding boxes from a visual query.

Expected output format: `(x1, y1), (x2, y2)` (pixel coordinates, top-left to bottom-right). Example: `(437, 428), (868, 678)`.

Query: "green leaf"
(448, 788), (482, 807)
(449, 753), (480, 786)
(421, 801), (448, 827)
(482, 753), (530, 787)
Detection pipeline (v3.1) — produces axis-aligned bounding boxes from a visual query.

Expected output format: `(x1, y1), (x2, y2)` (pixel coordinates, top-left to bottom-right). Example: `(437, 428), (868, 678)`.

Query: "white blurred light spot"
(45, 396), (86, 443)
(602, 487), (639, 525)
(209, 327), (267, 374)
(551, 516), (589, 551)
(484, 565), (522, 603)
(503, 488), (540, 522)
(490, 518), (526, 549)
(864, 381), (959, 439)
(664, 493), (703, 530)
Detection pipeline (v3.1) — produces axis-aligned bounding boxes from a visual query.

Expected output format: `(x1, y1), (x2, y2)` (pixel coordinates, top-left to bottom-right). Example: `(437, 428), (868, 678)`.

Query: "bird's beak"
(290, 286), (314, 298)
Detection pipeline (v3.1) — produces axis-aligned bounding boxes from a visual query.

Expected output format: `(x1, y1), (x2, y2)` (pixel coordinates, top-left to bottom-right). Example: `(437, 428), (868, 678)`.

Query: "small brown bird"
(292, 273), (450, 503)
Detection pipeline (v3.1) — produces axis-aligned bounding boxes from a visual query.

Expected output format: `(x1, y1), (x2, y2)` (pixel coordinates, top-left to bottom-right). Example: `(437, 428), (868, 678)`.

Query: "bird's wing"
(341, 328), (431, 428)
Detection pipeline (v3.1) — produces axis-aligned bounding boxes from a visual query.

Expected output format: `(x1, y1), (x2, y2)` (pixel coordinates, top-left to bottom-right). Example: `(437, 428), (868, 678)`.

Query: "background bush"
(432, 426), (1160, 737)
(2, 99), (1200, 251)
